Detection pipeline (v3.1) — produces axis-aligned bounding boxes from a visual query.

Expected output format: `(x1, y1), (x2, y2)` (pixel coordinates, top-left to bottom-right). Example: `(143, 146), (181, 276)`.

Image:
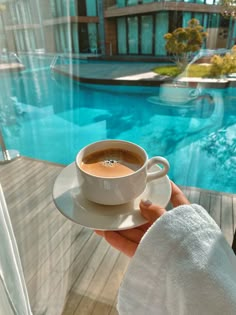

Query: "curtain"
(128, 16), (138, 54)
(117, 17), (127, 54)
(155, 12), (168, 55)
(0, 185), (32, 315)
(141, 15), (153, 54)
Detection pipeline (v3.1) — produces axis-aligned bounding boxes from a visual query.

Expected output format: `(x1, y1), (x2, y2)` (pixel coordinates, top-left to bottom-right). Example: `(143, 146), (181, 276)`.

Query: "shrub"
(209, 47), (236, 77)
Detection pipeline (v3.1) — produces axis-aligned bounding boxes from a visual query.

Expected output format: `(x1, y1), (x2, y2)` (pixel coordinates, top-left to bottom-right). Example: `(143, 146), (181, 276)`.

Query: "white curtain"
(0, 184), (32, 315)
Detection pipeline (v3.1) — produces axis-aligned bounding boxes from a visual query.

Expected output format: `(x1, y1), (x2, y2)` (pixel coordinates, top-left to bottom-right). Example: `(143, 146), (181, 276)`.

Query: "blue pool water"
(0, 55), (235, 193)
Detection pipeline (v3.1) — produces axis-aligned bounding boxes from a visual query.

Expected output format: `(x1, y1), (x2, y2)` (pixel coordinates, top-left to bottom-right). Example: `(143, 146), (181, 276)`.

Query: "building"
(0, 0), (235, 58)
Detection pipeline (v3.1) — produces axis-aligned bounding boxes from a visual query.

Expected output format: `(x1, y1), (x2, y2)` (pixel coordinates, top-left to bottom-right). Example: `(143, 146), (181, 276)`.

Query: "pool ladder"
(50, 55), (67, 69)
(0, 128), (20, 164)
(50, 55), (58, 69)
(0, 51), (23, 64)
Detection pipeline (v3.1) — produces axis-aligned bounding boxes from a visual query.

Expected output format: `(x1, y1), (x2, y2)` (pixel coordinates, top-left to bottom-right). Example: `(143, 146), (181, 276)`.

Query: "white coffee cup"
(75, 140), (170, 205)
(159, 83), (199, 104)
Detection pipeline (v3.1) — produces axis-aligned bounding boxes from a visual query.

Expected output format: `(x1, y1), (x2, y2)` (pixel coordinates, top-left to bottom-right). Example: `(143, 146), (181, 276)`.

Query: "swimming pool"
(0, 55), (235, 193)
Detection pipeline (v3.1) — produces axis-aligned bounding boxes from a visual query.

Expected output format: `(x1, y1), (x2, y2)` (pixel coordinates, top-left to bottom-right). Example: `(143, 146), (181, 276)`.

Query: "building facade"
(0, 0), (235, 57)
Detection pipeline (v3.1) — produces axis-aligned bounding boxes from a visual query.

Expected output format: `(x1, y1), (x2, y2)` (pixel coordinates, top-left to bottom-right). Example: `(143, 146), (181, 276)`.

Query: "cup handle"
(146, 157), (170, 182)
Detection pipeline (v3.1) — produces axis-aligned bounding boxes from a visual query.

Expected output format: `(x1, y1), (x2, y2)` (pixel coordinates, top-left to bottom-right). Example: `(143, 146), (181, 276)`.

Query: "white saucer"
(147, 96), (197, 107)
(53, 163), (171, 231)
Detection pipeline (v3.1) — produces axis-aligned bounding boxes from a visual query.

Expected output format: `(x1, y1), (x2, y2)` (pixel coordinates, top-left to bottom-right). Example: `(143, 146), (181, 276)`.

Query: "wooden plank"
(47, 234), (108, 315)
(199, 190), (211, 213)
(221, 195), (234, 245)
(188, 187), (200, 204)
(59, 235), (110, 315)
(91, 253), (129, 315)
(8, 167), (60, 227)
(22, 215), (70, 283)
(26, 223), (87, 289)
(209, 193), (222, 228)
(73, 246), (120, 315)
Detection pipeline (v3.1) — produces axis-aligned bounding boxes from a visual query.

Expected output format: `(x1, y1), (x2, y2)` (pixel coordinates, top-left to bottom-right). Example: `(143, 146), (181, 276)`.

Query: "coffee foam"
(81, 148), (144, 177)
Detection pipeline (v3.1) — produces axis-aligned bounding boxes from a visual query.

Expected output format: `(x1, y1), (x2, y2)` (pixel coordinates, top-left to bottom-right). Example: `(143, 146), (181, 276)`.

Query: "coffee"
(81, 148), (144, 177)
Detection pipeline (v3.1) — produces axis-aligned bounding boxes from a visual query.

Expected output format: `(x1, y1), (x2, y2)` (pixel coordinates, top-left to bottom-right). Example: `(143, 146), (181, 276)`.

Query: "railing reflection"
(0, 128), (20, 164)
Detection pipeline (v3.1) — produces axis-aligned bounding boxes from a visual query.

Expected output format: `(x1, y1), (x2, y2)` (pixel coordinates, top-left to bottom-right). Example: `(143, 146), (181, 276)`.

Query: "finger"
(139, 199), (166, 224)
(136, 222), (152, 232)
(103, 231), (138, 257)
(95, 228), (144, 245)
(170, 181), (190, 207)
(118, 228), (144, 243)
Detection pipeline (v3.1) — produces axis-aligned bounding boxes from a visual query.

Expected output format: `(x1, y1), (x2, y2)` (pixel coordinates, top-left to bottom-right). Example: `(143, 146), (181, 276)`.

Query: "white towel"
(118, 204), (236, 315)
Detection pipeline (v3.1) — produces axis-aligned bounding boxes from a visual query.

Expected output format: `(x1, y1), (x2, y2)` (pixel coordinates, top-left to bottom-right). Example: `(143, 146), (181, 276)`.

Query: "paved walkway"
(0, 62), (24, 72)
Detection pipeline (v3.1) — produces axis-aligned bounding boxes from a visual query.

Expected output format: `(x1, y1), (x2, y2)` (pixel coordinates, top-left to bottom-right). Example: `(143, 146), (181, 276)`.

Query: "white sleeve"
(118, 204), (236, 315)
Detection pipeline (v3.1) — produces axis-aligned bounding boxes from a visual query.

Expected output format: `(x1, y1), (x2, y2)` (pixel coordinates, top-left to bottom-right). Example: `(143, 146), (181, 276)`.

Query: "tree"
(220, 0), (236, 19)
(164, 19), (208, 70)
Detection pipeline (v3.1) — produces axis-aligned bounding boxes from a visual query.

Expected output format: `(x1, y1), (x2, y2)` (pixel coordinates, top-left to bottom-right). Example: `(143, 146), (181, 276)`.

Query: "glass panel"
(155, 12), (168, 55)
(61, 0), (68, 16)
(182, 12), (192, 27)
(72, 23), (79, 53)
(117, 0), (126, 7)
(88, 23), (98, 53)
(128, 16), (138, 54)
(141, 15), (153, 54)
(0, 2), (235, 315)
(117, 17), (127, 54)
(127, 0), (138, 5)
(56, 1), (63, 17)
(77, 0), (86, 15)
(49, 0), (57, 17)
(210, 13), (220, 27)
(194, 12), (204, 24)
(70, 0), (76, 16)
(79, 23), (89, 52)
(86, 0), (97, 16)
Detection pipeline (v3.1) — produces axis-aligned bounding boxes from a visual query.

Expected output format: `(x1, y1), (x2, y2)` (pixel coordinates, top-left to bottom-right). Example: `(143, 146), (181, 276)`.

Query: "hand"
(95, 181), (190, 257)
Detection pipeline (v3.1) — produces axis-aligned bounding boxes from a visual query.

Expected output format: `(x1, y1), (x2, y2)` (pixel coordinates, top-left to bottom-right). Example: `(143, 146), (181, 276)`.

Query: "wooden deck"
(0, 157), (235, 315)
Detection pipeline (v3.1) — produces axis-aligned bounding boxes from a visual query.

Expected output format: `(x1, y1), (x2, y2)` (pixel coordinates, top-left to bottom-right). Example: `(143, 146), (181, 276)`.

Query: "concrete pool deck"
(0, 62), (25, 72)
(52, 62), (170, 86)
(52, 62), (236, 87)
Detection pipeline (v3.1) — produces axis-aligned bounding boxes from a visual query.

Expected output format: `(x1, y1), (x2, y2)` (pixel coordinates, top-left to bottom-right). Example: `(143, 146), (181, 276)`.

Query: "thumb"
(139, 199), (166, 224)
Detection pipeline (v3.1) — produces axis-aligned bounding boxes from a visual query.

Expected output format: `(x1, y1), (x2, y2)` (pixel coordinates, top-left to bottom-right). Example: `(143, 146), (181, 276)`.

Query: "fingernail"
(141, 199), (152, 206)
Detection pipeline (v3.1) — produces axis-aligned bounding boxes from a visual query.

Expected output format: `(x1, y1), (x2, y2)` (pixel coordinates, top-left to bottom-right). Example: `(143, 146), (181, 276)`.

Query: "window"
(128, 16), (138, 54)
